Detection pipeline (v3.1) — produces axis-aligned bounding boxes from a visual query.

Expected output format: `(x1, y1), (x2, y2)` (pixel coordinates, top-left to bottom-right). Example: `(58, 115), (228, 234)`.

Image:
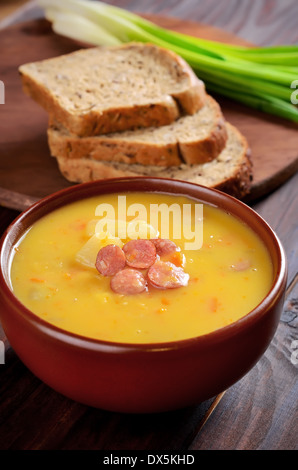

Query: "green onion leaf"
(37, 0), (298, 123)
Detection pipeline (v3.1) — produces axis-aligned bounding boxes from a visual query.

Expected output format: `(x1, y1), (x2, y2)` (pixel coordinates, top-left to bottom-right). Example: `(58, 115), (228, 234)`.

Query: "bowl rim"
(0, 177), (288, 352)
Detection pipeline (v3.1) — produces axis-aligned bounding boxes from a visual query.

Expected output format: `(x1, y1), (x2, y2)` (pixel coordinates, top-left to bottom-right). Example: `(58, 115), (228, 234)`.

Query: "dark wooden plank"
(189, 280), (298, 450)
(188, 173), (298, 450)
(53, 401), (216, 451)
(0, 207), (20, 230)
(253, 172), (298, 284)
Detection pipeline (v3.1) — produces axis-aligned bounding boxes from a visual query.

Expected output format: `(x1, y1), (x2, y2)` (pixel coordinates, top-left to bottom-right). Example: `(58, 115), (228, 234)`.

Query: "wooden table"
(0, 0), (297, 451)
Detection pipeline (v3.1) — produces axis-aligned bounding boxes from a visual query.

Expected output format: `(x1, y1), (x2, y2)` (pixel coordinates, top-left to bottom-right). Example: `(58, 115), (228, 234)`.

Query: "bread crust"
(19, 43), (206, 137)
(48, 96), (227, 166)
(55, 123), (253, 199)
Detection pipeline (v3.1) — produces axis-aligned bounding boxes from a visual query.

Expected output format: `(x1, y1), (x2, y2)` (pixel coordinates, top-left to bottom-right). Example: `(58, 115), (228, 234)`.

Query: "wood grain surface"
(0, 0), (29, 22)
(0, 0), (297, 452)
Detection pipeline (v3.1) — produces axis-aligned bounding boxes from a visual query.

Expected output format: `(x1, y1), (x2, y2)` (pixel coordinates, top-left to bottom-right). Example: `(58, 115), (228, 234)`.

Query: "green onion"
(45, 8), (122, 46)
(37, 0), (298, 123)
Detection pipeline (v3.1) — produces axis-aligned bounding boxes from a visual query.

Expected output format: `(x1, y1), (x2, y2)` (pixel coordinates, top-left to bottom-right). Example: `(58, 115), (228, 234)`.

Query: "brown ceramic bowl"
(0, 178), (287, 413)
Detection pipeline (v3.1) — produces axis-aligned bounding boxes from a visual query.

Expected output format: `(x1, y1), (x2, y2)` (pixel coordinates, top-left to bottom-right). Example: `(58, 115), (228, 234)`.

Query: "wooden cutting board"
(0, 16), (297, 212)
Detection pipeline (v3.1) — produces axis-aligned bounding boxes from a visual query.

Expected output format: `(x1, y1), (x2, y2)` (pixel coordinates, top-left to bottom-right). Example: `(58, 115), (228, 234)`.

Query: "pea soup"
(10, 192), (273, 343)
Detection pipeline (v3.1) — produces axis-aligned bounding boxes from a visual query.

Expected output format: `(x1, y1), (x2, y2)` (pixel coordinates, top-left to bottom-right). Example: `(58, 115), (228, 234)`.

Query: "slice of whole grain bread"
(19, 43), (206, 137)
(48, 95), (227, 166)
(54, 122), (253, 199)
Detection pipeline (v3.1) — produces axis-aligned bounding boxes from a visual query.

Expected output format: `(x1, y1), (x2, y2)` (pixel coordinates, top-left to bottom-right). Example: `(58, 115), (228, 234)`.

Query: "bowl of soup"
(0, 178), (287, 413)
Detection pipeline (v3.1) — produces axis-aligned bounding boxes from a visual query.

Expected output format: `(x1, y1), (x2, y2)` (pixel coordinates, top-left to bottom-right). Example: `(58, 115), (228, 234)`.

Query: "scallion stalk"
(37, 0), (298, 123)
(207, 84), (298, 123)
(45, 8), (122, 46)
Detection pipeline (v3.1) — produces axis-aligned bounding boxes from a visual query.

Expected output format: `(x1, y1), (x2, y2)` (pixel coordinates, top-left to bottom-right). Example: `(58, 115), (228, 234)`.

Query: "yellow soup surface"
(10, 193), (274, 343)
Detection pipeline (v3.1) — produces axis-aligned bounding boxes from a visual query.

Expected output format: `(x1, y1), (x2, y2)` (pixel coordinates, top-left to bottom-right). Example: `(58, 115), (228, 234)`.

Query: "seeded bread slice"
(19, 43), (206, 137)
(55, 123), (252, 199)
(48, 95), (227, 166)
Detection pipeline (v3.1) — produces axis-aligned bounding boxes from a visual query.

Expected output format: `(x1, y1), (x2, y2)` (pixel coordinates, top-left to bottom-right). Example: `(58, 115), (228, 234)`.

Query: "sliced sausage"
(150, 238), (178, 257)
(110, 268), (147, 295)
(148, 261), (189, 289)
(122, 239), (156, 269)
(95, 244), (126, 276)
